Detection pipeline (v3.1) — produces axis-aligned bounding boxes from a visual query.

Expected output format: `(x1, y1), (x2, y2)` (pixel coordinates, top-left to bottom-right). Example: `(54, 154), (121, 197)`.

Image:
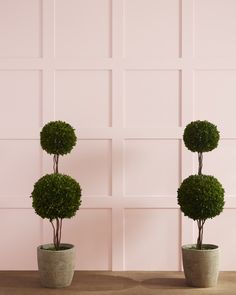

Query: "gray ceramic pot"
(182, 244), (219, 288)
(37, 243), (75, 288)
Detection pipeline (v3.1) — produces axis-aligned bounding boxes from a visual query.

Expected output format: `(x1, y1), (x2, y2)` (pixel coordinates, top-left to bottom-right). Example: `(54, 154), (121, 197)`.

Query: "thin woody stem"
(58, 218), (63, 247)
(197, 219), (206, 249)
(50, 220), (56, 248)
(197, 152), (205, 248)
(53, 154), (59, 173)
(52, 154), (60, 249)
(198, 152), (203, 175)
(56, 218), (60, 249)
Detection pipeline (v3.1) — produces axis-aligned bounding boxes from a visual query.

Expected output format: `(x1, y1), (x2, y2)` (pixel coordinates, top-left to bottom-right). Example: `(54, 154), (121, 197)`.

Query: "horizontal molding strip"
(1, 57), (236, 70)
(0, 196), (235, 209)
(1, 127), (236, 140)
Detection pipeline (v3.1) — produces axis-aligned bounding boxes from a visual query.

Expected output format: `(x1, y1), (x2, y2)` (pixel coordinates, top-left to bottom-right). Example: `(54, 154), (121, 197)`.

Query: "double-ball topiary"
(31, 121), (81, 250)
(178, 120), (224, 249)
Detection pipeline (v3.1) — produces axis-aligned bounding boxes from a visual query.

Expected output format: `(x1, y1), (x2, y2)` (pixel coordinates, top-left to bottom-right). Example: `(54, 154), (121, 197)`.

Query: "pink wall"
(0, 0), (236, 271)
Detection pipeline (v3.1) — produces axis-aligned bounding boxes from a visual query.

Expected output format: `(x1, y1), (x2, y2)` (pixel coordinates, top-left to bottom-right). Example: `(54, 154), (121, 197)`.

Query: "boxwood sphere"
(183, 120), (220, 153)
(40, 121), (77, 155)
(177, 174), (224, 220)
(31, 173), (82, 220)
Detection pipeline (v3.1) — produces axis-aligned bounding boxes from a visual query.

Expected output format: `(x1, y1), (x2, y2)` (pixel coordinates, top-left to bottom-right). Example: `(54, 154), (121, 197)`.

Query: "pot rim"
(37, 243), (75, 252)
(182, 244), (219, 251)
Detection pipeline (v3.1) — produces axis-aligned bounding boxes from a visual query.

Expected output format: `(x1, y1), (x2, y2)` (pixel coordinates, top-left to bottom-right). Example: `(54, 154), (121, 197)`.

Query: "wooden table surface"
(0, 271), (235, 295)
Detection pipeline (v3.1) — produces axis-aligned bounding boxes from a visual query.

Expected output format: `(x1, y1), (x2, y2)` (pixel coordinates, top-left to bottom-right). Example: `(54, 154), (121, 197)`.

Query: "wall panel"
(0, 71), (42, 129)
(0, 141), (41, 199)
(0, 209), (41, 270)
(194, 209), (236, 270)
(124, 70), (180, 127)
(124, 140), (180, 196)
(60, 139), (112, 196)
(193, 139), (236, 195)
(55, 0), (111, 57)
(195, 0), (236, 57)
(194, 70), (236, 127)
(0, 0), (236, 270)
(124, 209), (180, 270)
(55, 70), (112, 128)
(0, 0), (42, 58)
(124, 0), (180, 57)
(43, 209), (112, 270)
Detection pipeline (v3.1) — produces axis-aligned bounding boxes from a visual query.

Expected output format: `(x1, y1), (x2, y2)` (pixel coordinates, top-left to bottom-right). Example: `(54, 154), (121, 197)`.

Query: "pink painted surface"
(124, 0), (180, 57)
(0, 0), (42, 57)
(60, 139), (112, 196)
(55, 70), (112, 128)
(125, 70), (180, 127)
(124, 140), (180, 195)
(124, 209), (180, 270)
(43, 209), (112, 270)
(55, 0), (111, 57)
(0, 0), (236, 271)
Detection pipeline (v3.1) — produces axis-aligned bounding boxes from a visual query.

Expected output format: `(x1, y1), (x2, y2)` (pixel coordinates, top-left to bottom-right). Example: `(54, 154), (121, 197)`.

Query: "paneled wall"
(0, 0), (236, 270)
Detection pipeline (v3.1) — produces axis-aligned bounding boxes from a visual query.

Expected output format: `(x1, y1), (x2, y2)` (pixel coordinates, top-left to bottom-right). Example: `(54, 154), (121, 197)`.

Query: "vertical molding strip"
(181, 0), (195, 252)
(42, 0), (55, 126)
(111, 0), (125, 270)
(41, 0), (55, 245)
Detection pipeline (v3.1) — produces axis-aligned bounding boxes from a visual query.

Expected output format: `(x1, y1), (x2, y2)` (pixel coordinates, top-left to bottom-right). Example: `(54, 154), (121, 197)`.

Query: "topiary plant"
(183, 120), (219, 174)
(40, 120), (77, 173)
(178, 120), (224, 249)
(31, 121), (81, 250)
(178, 175), (224, 249)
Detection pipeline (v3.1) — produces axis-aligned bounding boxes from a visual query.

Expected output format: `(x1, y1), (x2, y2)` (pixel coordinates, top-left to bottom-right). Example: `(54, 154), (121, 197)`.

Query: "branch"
(198, 152), (203, 175)
(50, 220), (56, 248)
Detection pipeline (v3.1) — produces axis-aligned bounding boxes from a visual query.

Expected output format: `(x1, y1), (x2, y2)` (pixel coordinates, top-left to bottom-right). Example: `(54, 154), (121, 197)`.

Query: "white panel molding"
(111, 0), (125, 271)
(2, 57), (236, 70)
(2, 128), (236, 141)
(42, 0), (55, 125)
(2, 196), (236, 210)
(181, 0), (195, 256)
(0, 0), (236, 271)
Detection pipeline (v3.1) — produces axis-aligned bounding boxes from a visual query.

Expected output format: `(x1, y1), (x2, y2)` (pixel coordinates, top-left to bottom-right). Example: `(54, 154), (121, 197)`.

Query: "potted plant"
(177, 120), (225, 288)
(31, 121), (82, 288)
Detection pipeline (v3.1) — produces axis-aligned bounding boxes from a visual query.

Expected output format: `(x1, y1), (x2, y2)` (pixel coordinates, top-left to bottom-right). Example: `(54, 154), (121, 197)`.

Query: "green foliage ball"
(31, 173), (82, 220)
(183, 120), (220, 153)
(40, 121), (77, 155)
(177, 174), (224, 220)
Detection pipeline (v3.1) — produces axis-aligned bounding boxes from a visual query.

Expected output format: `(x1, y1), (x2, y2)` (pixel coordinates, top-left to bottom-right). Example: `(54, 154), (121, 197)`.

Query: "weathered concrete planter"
(182, 244), (219, 288)
(37, 243), (75, 288)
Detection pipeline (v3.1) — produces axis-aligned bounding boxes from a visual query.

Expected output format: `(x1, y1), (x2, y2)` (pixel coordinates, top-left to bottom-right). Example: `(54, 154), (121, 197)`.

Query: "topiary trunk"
(197, 152), (204, 249)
